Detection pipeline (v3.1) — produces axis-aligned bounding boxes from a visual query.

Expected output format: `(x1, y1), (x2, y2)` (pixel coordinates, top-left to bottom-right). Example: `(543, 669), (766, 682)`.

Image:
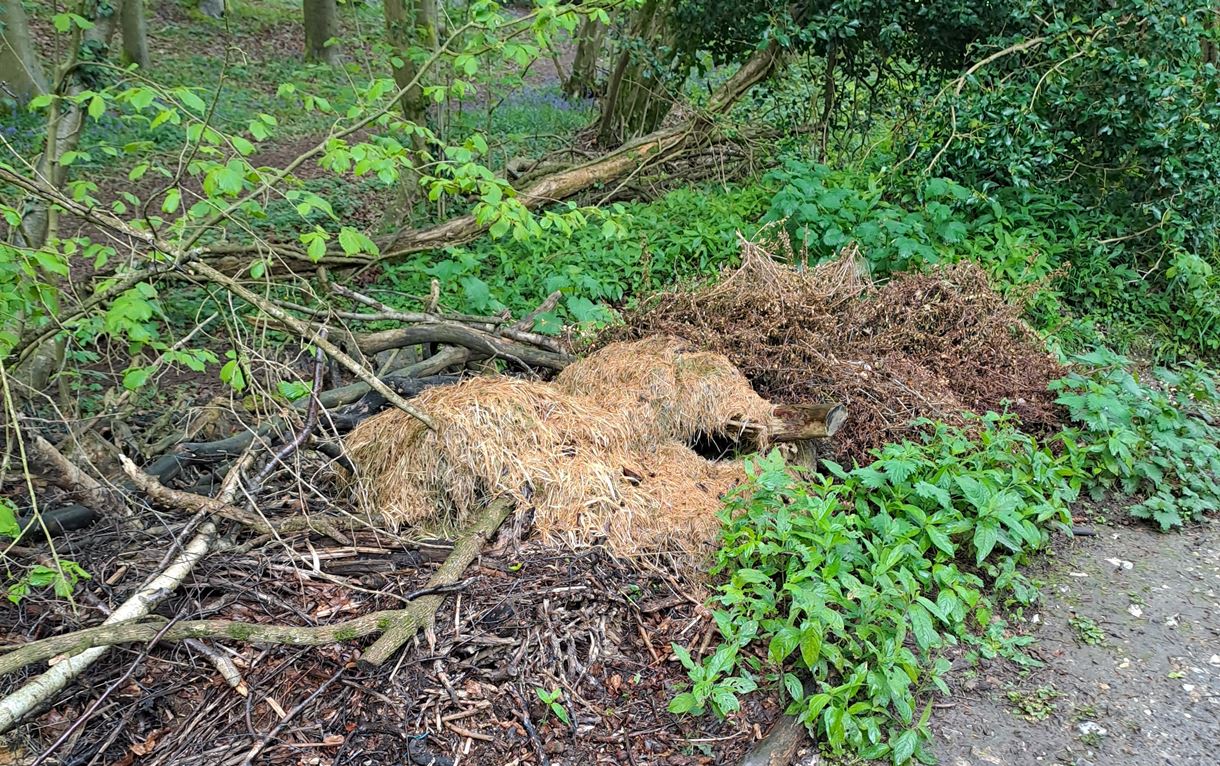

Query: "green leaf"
(277, 380), (311, 401)
(671, 643), (696, 671)
(88, 94), (105, 120)
(307, 236), (327, 262)
(338, 227), (366, 256)
(973, 520), (1000, 564)
(162, 188), (181, 214)
(783, 673), (804, 702)
(909, 604), (939, 651)
(926, 525), (954, 556)
(892, 729), (919, 764)
(799, 625), (823, 667)
(0, 499), (21, 539)
(123, 366), (153, 390)
(668, 692), (700, 714)
(178, 89), (207, 113)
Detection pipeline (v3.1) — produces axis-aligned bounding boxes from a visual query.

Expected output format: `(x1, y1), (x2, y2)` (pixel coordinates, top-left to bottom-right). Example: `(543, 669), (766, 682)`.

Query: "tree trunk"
(12, 1), (123, 392)
(0, 0), (48, 106)
(1205, 8), (1220, 65)
(383, 0), (439, 127)
(596, 0), (680, 147)
(564, 15), (606, 98)
(303, 0), (341, 65)
(120, 0), (151, 69)
(199, 0), (225, 19)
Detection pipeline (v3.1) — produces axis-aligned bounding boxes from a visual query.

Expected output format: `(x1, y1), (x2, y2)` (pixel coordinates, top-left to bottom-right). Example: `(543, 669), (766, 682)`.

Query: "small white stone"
(1105, 557), (1133, 570)
(1208, 655), (1220, 666)
(1183, 684), (1196, 692)
(1070, 572), (1090, 578)
(1078, 721), (1108, 737)
(1128, 604), (1143, 618)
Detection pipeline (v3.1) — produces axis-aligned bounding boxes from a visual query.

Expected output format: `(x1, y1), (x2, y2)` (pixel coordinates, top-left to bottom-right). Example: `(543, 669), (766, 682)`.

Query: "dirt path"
(933, 518), (1220, 766)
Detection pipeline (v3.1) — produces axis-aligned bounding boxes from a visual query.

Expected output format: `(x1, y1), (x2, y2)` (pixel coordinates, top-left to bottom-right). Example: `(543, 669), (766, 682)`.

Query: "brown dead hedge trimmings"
(603, 236), (1064, 460)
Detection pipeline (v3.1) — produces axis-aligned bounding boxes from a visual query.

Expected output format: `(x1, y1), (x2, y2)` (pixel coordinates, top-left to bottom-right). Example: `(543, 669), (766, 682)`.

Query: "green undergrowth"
(1052, 349), (1220, 529)
(670, 416), (1079, 764)
(379, 183), (771, 325)
(671, 353), (1220, 763)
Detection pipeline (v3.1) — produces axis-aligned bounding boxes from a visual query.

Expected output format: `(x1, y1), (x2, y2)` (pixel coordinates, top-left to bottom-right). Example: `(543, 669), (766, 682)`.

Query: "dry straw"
(344, 338), (779, 556)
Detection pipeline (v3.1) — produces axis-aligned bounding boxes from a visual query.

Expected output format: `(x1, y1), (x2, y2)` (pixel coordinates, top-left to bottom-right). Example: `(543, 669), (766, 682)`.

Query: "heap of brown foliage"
(603, 236), (1065, 460)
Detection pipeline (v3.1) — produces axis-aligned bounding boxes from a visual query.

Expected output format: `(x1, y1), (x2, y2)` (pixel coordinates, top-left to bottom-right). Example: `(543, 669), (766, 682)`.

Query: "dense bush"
(910, 0), (1220, 359)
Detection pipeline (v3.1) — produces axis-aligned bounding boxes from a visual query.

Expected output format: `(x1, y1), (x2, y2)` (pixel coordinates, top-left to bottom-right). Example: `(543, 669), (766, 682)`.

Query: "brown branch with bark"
(0, 499), (515, 678)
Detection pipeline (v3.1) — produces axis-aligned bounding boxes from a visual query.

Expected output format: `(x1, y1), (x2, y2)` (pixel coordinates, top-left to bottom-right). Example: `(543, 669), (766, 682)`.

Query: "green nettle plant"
(669, 416), (1082, 764)
(1052, 349), (1220, 529)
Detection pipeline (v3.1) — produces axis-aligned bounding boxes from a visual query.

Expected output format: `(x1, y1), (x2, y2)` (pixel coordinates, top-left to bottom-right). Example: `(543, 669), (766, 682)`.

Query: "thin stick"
(251, 334), (327, 489)
(239, 664), (347, 766)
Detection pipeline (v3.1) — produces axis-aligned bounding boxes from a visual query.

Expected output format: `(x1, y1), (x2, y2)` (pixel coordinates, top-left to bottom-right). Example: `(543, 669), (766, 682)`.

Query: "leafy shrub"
(914, 0), (1220, 360)
(1052, 349), (1220, 529)
(762, 159), (973, 276)
(669, 415), (1080, 763)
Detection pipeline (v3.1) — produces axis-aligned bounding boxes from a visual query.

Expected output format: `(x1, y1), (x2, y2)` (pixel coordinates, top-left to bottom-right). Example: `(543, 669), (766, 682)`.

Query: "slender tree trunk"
(596, 0), (680, 147)
(0, 0), (49, 105)
(1204, 8), (1220, 65)
(819, 41), (838, 153)
(13, 3), (123, 392)
(383, 0), (439, 127)
(564, 16), (606, 98)
(199, 0), (225, 19)
(120, 0), (151, 69)
(303, 0), (342, 65)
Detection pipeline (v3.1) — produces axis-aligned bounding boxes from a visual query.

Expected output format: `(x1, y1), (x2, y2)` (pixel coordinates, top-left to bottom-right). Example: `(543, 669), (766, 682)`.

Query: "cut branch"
(358, 498), (513, 668)
(188, 260), (437, 430)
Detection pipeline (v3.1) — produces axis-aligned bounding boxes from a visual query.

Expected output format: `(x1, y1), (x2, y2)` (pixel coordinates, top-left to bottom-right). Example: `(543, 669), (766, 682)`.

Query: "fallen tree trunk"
(0, 610), (398, 677)
(739, 713), (810, 766)
(205, 41), (780, 272)
(731, 403), (848, 442)
(355, 324), (572, 370)
(358, 497), (513, 668)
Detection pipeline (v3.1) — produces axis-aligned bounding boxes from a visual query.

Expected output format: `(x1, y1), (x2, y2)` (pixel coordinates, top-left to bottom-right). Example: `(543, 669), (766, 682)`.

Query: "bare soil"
(932, 517), (1220, 766)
